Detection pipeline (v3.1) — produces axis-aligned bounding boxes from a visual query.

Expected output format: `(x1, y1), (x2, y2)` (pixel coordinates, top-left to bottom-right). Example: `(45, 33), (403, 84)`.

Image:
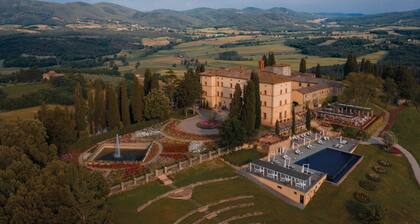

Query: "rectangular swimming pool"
(295, 148), (361, 183)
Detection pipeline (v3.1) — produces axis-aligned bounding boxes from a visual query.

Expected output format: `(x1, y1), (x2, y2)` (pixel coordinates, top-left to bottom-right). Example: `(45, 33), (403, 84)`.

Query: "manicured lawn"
(190, 145), (420, 224)
(1, 82), (51, 98)
(391, 106), (420, 162)
(109, 144), (420, 224)
(172, 159), (237, 187)
(222, 148), (265, 166)
(107, 182), (172, 224)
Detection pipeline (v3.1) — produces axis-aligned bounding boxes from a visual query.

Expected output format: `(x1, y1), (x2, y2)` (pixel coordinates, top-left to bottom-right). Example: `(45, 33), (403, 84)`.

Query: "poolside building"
(246, 159), (327, 207)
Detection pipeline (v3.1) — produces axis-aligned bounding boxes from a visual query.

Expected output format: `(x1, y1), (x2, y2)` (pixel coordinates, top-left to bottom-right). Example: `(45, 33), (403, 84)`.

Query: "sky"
(46, 0), (420, 14)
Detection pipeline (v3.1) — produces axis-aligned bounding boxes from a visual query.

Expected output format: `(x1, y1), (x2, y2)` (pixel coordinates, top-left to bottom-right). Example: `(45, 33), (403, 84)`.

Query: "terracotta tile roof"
(296, 84), (331, 94)
(200, 67), (290, 84)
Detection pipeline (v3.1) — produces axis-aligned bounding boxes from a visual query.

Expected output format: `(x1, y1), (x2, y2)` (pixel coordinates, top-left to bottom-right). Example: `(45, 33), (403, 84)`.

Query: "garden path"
(393, 144), (420, 186)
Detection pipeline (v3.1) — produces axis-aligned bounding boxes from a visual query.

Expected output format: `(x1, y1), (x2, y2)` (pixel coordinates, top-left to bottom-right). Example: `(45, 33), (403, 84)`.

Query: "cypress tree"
(291, 103), (296, 136)
(299, 58), (307, 73)
(305, 109), (311, 131)
(315, 64), (322, 78)
(74, 82), (87, 136)
(87, 80), (95, 134)
(344, 53), (358, 77)
(105, 85), (120, 130)
(268, 52), (276, 66)
(229, 83), (242, 119)
(241, 81), (256, 137)
(150, 73), (160, 91)
(119, 81), (131, 127)
(250, 71), (261, 129)
(275, 120), (280, 135)
(262, 54), (268, 66)
(131, 74), (144, 123)
(144, 68), (152, 95)
(94, 79), (106, 132)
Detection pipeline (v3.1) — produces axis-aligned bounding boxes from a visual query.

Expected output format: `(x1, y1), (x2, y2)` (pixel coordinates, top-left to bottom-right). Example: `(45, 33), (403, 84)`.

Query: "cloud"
(46, 0), (420, 13)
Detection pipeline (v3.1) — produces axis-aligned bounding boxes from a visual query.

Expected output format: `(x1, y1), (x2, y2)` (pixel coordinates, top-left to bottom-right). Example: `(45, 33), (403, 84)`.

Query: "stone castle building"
(199, 59), (342, 127)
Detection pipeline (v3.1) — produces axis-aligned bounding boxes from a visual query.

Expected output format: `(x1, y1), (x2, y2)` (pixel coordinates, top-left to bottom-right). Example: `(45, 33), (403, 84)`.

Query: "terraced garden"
(108, 145), (420, 224)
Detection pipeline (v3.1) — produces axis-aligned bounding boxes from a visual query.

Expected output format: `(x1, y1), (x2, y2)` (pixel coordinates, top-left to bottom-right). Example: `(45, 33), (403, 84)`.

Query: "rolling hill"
(332, 9), (420, 27)
(0, 0), (316, 30)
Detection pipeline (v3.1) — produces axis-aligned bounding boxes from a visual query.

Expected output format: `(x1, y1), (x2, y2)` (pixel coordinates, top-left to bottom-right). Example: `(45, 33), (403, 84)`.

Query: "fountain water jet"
(114, 134), (121, 159)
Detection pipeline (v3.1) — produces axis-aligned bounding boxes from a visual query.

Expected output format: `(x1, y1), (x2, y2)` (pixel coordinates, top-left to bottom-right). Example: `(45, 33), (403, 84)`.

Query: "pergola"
(329, 103), (374, 117)
(249, 160), (312, 190)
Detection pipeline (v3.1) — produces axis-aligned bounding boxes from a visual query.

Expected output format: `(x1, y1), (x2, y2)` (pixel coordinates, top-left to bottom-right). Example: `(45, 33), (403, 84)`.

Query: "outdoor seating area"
(316, 103), (375, 128)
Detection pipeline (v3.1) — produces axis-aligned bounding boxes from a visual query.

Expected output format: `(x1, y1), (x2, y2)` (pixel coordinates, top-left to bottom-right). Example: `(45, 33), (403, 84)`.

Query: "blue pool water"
(295, 148), (361, 183)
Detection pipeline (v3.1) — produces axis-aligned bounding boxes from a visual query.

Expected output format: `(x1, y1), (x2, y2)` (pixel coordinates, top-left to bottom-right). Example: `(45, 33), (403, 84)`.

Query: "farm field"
(117, 35), (386, 76)
(391, 107), (420, 162)
(108, 145), (420, 224)
(0, 104), (71, 121)
(0, 82), (51, 98)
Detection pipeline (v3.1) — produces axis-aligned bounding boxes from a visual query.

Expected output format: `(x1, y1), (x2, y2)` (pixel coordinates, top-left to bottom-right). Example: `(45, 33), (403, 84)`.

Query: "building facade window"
(263, 113), (267, 120)
(264, 90), (267, 95)
(264, 101), (267, 106)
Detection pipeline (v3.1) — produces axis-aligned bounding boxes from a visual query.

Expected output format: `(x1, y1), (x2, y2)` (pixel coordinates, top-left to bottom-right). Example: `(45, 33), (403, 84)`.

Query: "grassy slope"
(109, 145), (420, 224)
(391, 106), (420, 162)
(222, 148), (265, 166)
(1, 82), (51, 98)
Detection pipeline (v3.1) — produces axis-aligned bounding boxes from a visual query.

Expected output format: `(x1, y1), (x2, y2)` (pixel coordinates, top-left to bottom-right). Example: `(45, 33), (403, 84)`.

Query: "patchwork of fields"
(117, 35), (386, 76)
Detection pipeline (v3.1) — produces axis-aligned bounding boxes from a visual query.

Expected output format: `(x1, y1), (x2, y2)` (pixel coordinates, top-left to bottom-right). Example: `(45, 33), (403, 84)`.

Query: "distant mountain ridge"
(0, 0), (316, 30)
(0, 0), (419, 30)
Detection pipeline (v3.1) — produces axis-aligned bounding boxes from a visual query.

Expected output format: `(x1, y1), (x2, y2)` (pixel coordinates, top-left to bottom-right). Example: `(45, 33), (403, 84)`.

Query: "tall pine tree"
(241, 81), (256, 137)
(262, 54), (268, 66)
(74, 82), (87, 136)
(94, 79), (106, 132)
(119, 81), (131, 127)
(305, 108), (311, 131)
(250, 71), (261, 129)
(105, 85), (120, 130)
(144, 68), (152, 95)
(344, 53), (358, 78)
(131, 74), (144, 123)
(315, 64), (321, 78)
(87, 80), (95, 134)
(299, 58), (307, 73)
(229, 83), (242, 119)
(267, 52), (276, 66)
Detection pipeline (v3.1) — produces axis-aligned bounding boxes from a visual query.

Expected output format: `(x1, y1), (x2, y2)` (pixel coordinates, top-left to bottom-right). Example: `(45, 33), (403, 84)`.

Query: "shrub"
(354, 192), (370, 203)
(373, 165), (386, 174)
(357, 204), (385, 224)
(378, 160), (392, 167)
(359, 180), (377, 191)
(366, 173), (381, 182)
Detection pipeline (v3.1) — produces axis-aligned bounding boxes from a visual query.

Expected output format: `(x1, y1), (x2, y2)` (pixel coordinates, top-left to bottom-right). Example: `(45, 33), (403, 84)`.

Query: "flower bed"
(163, 120), (218, 141)
(143, 143), (160, 163)
(388, 146), (402, 155)
(196, 119), (222, 129)
(162, 142), (189, 153)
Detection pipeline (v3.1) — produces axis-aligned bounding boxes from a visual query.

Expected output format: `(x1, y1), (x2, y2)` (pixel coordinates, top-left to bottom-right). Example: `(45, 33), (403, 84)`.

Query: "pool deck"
(269, 134), (359, 184)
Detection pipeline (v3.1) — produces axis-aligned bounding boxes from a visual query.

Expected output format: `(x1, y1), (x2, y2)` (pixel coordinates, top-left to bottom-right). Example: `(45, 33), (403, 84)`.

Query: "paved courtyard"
(176, 109), (227, 136)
